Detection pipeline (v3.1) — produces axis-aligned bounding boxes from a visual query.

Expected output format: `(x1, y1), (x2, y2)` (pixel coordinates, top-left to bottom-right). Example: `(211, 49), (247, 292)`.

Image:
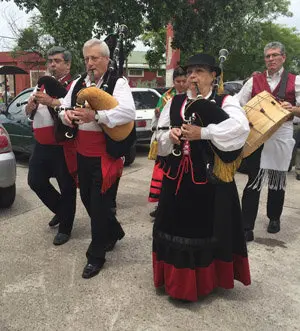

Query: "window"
(157, 70), (164, 78)
(132, 91), (160, 109)
(128, 69), (144, 77)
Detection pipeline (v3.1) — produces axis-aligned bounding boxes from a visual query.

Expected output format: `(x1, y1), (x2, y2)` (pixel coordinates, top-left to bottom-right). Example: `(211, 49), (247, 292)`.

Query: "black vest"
(161, 94), (242, 182)
(71, 72), (136, 159)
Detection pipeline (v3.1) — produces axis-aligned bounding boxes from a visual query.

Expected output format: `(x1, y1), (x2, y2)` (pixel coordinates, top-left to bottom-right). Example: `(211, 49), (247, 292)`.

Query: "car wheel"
(124, 145), (136, 166)
(0, 184), (16, 208)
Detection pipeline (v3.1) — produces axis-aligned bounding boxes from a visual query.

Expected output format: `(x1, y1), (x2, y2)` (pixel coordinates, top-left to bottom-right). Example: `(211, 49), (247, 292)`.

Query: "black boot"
(149, 206), (158, 218)
(267, 220), (280, 233)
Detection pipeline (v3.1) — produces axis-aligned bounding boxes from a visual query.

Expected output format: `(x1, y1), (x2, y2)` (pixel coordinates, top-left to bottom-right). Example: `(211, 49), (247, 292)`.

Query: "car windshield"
(8, 90), (32, 115)
(132, 91), (159, 110)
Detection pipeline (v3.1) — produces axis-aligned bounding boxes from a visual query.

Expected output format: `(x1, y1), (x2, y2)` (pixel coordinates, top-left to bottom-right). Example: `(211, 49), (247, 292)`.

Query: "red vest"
(252, 71), (296, 106)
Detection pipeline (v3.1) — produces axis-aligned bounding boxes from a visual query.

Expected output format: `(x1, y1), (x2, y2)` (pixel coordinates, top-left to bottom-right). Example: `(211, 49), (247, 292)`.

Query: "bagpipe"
(54, 25), (135, 148)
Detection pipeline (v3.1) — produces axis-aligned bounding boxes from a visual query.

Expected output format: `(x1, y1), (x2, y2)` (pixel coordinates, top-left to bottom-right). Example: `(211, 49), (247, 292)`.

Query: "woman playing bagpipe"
(152, 53), (251, 302)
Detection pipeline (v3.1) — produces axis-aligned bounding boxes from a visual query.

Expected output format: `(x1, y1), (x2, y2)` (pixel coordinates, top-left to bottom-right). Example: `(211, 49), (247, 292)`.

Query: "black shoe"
(245, 230), (254, 242)
(150, 207), (158, 218)
(105, 229), (125, 252)
(267, 220), (280, 233)
(53, 233), (70, 245)
(49, 215), (60, 228)
(296, 174), (300, 180)
(82, 262), (104, 279)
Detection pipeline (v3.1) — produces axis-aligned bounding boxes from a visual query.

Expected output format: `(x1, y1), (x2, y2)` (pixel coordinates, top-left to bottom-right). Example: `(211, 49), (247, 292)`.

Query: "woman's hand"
(181, 123), (201, 141)
(169, 127), (182, 145)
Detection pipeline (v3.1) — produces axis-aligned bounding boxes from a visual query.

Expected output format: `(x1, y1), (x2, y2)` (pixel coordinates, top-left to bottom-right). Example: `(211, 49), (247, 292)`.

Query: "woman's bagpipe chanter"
(20, 75), (74, 142)
(54, 25), (134, 142)
(170, 49), (243, 183)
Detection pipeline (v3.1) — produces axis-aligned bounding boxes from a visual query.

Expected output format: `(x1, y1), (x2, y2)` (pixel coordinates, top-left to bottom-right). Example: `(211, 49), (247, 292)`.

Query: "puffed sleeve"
(156, 99), (173, 156)
(200, 95), (250, 151)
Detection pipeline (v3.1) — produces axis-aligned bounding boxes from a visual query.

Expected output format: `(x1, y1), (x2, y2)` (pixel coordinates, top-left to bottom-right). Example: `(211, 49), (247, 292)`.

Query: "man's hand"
(169, 127), (182, 145)
(72, 107), (95, 124)
(64, 110), (76, 127)
(33, 91), (53, 107)
(25, 95), (38, 115)
(291, 106), (300, 118)
(154, 107), (160, 118)
(181, 123), (201, 141)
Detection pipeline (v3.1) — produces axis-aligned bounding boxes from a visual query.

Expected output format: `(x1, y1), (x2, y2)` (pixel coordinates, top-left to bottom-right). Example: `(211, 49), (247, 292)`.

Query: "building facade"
(0, 51), (46, 98)
(0, 50), (166, 97)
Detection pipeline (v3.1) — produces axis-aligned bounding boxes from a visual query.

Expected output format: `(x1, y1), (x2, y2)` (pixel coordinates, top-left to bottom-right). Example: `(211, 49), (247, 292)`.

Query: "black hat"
(184, 53), (221, 76)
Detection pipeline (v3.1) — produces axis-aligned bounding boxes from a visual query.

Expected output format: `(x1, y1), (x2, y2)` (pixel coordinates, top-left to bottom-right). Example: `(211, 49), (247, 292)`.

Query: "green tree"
(1, 0), (293, 75)
(224, 22), (300, 80)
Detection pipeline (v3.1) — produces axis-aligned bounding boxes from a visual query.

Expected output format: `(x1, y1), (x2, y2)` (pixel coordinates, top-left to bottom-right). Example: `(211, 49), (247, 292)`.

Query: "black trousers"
(77, 153), (124, 265)
(28, 142), (77, 235)
(241, 146), (285, 232)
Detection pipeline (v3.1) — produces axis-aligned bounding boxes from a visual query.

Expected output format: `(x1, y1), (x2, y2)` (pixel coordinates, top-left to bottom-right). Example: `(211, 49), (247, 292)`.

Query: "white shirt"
(156, 91), (250, 157)
(61, 75), (136, 129)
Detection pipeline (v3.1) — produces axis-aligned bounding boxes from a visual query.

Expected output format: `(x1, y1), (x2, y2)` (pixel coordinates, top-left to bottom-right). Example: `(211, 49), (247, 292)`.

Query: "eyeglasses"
(264, 53), (282, 59)
(84, 56), (106, 64)
(47, 58), (65, 64)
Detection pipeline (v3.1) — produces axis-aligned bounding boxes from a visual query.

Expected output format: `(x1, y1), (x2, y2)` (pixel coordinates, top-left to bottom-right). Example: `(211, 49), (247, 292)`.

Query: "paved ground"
(0, 147), (299, 331)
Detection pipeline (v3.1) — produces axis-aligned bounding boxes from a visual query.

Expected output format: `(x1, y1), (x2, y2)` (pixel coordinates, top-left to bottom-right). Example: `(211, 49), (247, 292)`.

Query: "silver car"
(0, 123), (16, 208)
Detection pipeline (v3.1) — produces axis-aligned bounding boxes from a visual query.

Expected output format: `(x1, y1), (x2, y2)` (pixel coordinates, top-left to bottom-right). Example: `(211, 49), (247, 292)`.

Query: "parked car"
(153, 87), (170, 95)
(0, 123), (16, 208)
(223, 80), (243, 96)
(0, 86), (162, 166)
(131, 87), (161, 144)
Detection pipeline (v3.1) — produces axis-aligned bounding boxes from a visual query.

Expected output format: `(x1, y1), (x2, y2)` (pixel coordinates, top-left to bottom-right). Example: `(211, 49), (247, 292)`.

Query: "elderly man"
(60, 38), (136, 279)
(26, 46), (77, 246)
(236, 41), (300, 241)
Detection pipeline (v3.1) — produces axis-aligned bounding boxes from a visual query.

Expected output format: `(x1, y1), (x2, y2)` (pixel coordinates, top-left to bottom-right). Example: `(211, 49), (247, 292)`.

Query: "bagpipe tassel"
(148, 139), (158, 160)
(213, 152), (242, 182)
(217, 71), (224, 95)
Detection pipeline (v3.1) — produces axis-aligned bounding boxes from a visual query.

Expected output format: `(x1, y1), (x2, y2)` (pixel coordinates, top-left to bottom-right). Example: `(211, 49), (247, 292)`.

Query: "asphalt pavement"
(0, 147), (299, 331)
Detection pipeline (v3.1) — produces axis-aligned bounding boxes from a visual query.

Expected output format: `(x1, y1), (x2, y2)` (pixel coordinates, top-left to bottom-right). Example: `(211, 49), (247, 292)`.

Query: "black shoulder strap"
(100, 70), (119, 96)
(71, 73), (87, 107)
(277, 70), (289, 101)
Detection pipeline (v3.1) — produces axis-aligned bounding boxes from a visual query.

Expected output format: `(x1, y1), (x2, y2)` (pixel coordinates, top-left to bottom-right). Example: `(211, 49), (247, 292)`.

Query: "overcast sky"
(0, 0), (299, 51)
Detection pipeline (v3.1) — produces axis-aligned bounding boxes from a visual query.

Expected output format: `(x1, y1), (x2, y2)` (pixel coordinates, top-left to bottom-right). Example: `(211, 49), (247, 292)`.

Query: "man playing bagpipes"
(25, 46), (77, 246)
(60, 38), (136, 279)
(152, 53), (251, 302)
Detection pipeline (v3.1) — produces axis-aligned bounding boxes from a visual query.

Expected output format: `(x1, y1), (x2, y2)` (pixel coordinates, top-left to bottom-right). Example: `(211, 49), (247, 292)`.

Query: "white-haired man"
(60, 39), (136, 278)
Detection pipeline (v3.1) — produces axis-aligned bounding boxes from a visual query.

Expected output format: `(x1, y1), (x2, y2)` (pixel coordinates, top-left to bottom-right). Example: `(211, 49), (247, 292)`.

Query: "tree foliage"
(224, 22), (300, 80)
(1, 0), (296, 78)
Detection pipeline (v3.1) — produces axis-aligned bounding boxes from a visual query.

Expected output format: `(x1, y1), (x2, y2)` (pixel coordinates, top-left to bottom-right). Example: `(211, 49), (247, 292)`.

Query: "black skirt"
(152, 170), (251, 302)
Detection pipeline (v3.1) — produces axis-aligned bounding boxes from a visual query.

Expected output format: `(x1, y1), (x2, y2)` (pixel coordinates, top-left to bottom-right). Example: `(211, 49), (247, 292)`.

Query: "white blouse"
(156, 91), (250, 157)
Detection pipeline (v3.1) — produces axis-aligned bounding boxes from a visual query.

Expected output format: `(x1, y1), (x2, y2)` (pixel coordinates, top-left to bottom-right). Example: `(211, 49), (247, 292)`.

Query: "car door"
(1, 89), (35, 154)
